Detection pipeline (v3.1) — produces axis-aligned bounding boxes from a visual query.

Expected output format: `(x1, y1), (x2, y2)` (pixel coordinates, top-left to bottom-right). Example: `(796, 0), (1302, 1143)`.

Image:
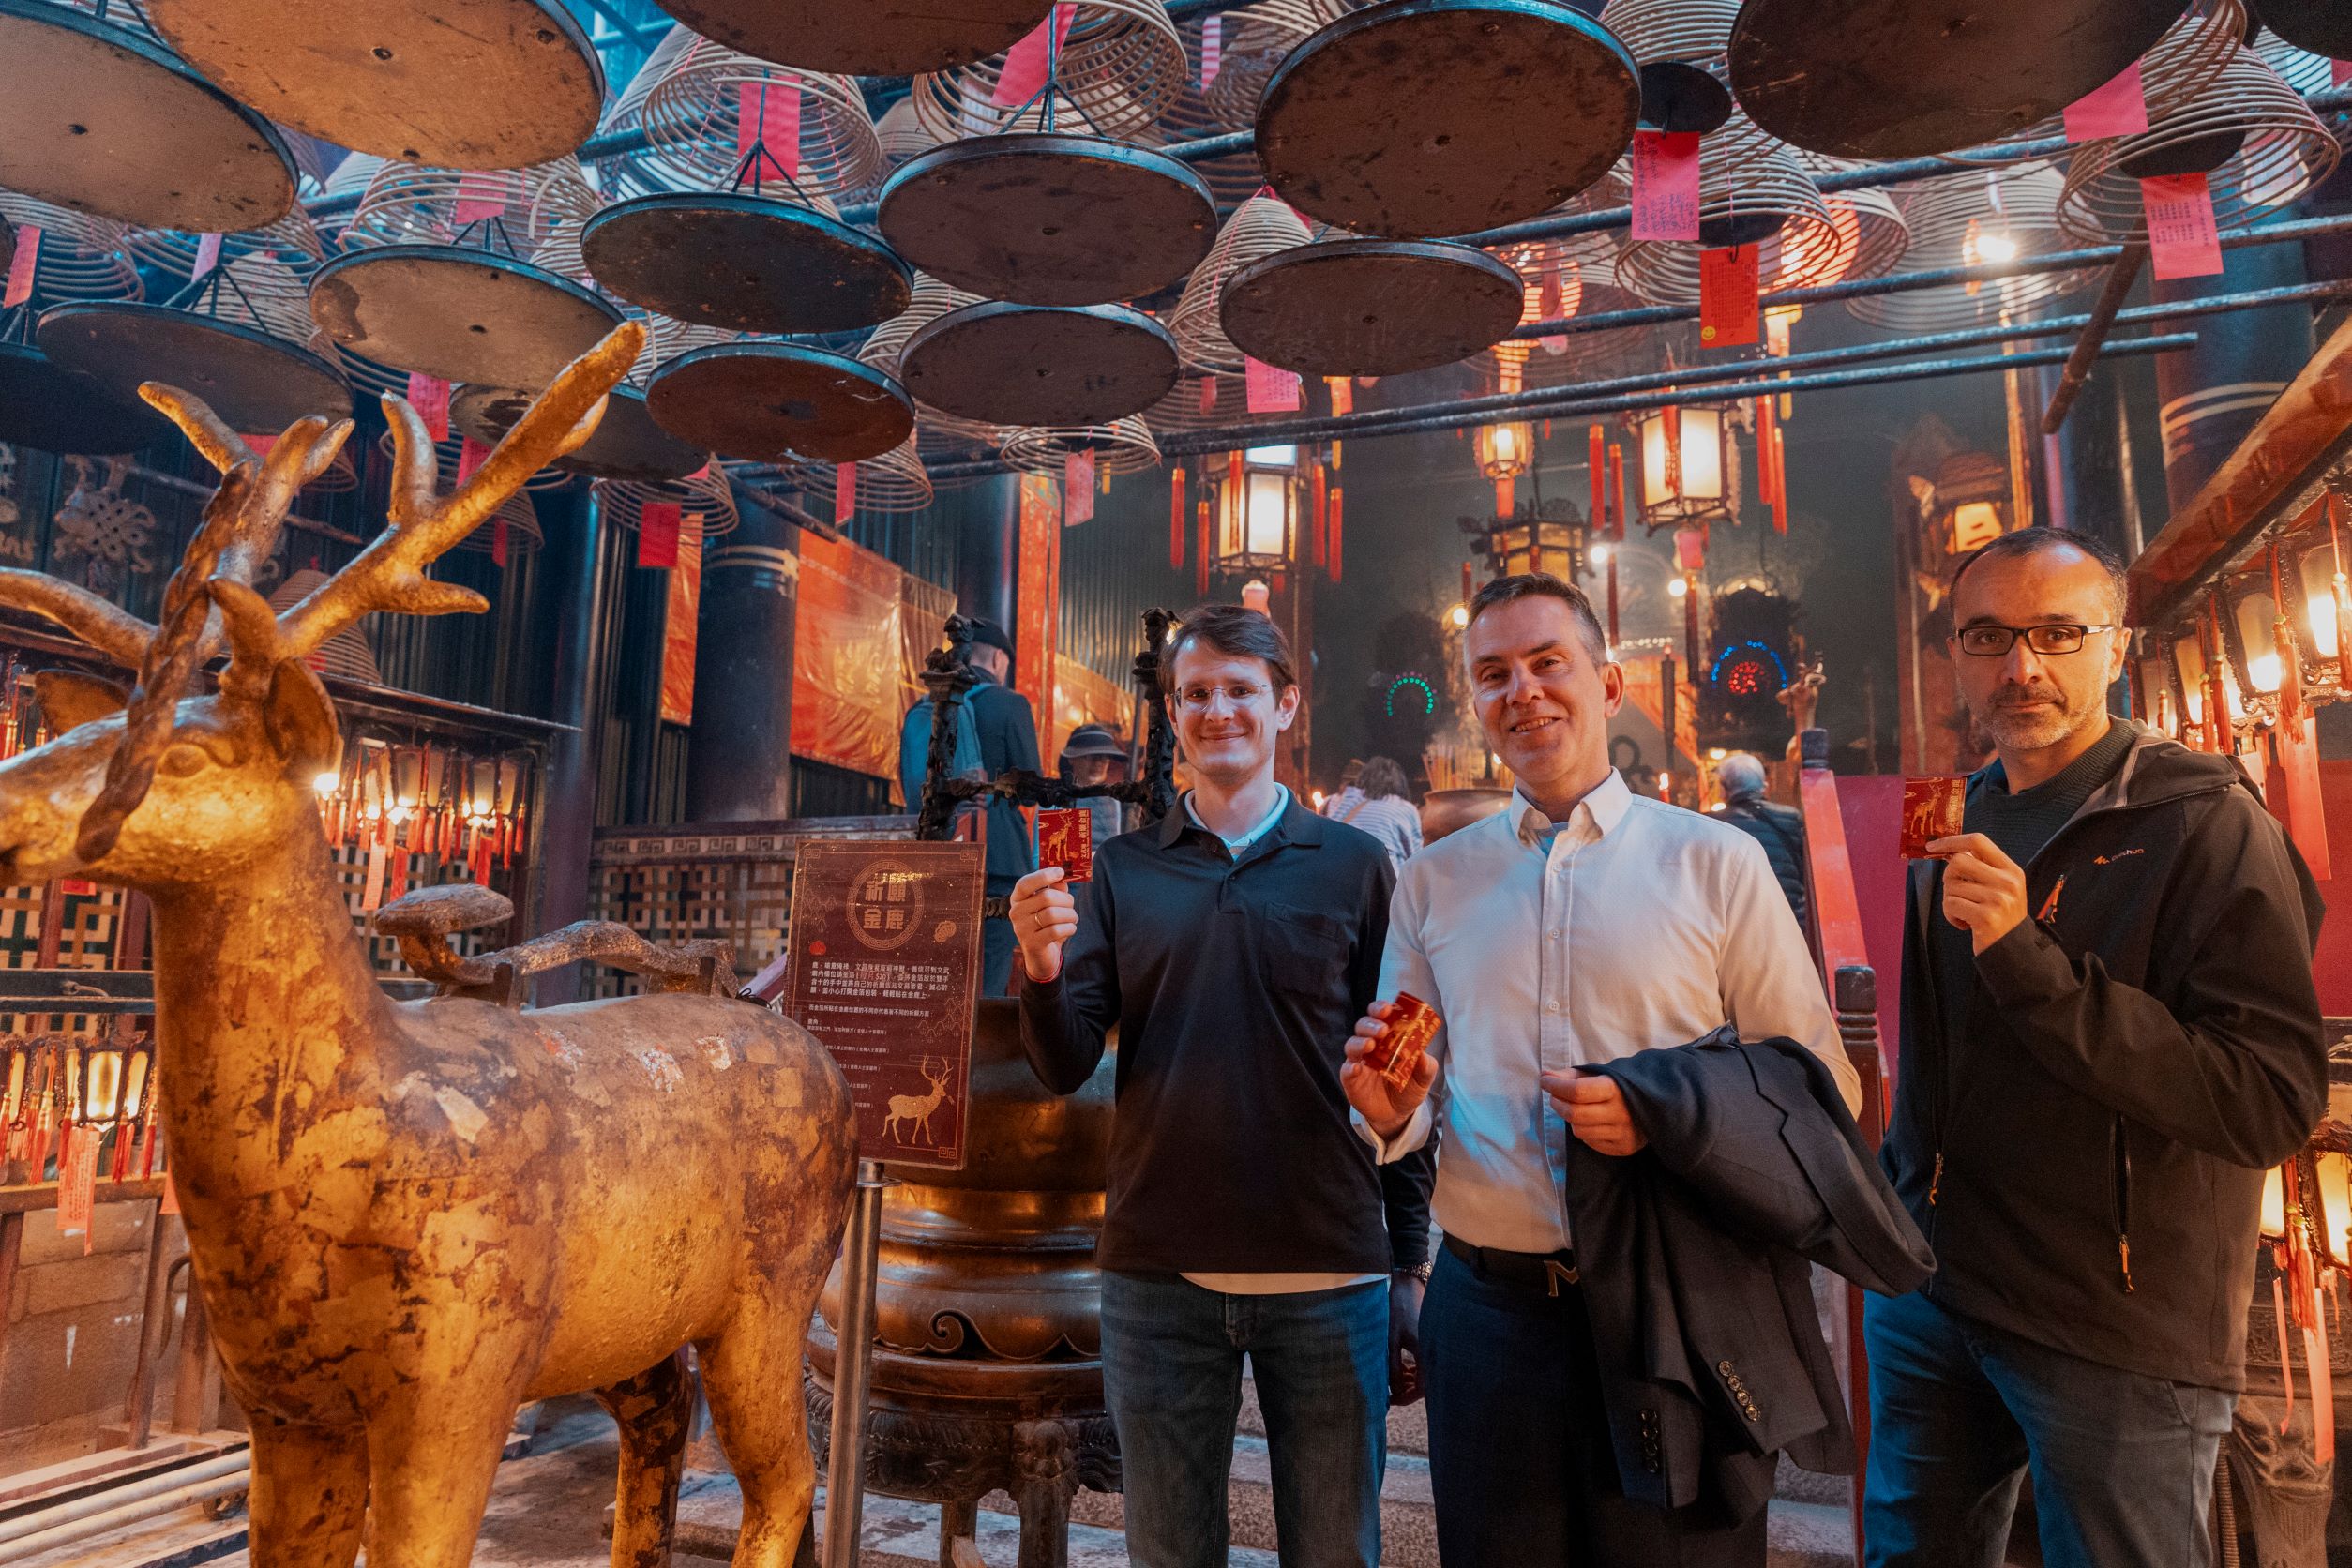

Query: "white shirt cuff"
(1350, 1099), (1434, 1164)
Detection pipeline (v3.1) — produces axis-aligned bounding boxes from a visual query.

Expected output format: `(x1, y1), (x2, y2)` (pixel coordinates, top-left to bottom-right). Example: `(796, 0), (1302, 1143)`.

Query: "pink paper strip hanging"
(453, 170), (512, 225)
(1064, 449), (1096, 524)
(190, 232), (223, 281)
(1629, 131), (1701, 243)
(407, 372), (451, 443)
(457, 435), (492, 481)
(994, 4), (1077, 108)
(2142, 172), (2224, 279)
(1200, 14), (1222, 87)
(638, 500), (682, 568)
(2063, 62), (2148, 142)
(835, 462), (857, 522)
(736, 78), (803, 183)
(2, 225), (40, 309)
(1245, 355), (1301, 414)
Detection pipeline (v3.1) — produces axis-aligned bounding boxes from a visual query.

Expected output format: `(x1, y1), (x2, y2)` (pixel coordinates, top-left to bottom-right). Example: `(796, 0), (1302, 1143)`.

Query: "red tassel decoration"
(1588, 424), (1606, 535)
(1328, 486), (1343, 582)
(1195, 498), (1211, 598)
(1170, 465), (1186, 569)
(1310, 460), (1329, 571)
(2274, 546), (2306, 731)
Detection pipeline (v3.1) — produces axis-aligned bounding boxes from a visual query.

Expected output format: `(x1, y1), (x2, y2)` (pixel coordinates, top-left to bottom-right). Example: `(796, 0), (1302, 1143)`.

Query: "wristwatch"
(1395, 1260), (1434, 1284)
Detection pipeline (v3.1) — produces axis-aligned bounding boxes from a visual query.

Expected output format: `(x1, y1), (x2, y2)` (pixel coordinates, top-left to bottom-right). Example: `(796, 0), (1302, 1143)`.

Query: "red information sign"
(835, 462), (857, 522)
(2063, 62), (2148, 143)
(1698, 245), (1759, 346)
(1064, 448), (1095, 524)
(784, 840), (984, 1169)
(1629, 130), (1701, 243)
(639, 500), (682, 568)
(2143, 173), (2224, 280)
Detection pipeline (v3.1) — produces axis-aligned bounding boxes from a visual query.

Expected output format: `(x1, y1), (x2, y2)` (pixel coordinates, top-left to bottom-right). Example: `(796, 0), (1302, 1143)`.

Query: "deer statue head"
(0, 322), (644, 892)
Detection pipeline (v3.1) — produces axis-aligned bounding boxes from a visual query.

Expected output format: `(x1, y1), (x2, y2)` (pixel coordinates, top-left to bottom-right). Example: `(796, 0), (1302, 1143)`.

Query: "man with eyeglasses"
(1009, 603), (1432, 1568)
(1866, 528), (2325, 1568)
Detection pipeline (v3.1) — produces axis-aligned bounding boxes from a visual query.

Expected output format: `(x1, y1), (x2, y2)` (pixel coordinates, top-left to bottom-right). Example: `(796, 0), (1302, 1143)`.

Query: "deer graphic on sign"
(884, 1055), (953, 1147)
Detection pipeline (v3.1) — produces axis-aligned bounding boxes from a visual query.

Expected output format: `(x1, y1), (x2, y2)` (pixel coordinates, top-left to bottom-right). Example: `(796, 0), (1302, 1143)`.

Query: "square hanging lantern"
(1462, 499), (1588, 581)
(2298, 535), (2347, 665)
(1214, 445), (1299, 578)
(1474, 421), (1534, 483)
(2170, 630), (2208, 726)
(2224, 579), (2284, 696)
(1917, 451), (2011, 557)
(1633, 404), (1738, 532)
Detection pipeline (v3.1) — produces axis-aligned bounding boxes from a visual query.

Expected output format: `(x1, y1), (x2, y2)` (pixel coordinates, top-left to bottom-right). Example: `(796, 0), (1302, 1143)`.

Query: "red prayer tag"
(1245, 355), (1301, 413)
(60, 879), (95, 895)
(1629, 130), (1701, 243)
(1036, 807), (1094, 882)
(1199, 376), (1218, 414)
(242, 431), (279, 457)
(686, 459), (712, 481)
(3, 225), (40, 309)
(1063, 449), (1095, 524)
(835, 462), (857, 522)
(1362, 991), (1440, 1089)
(993, 4), (1076, 107)
(2143, 173), (2224, 279)
(736, 78), (802, 183)
(2063, 61), (2148, 143)
(406, 371), (451, 442)
(638, 500), (682, 567)
(190, 232), (222, 281)
(1900, 777), (1967, 859)
(58, 1124), (99, 1254)
(458, 435), (491, 481)
(1200, 14), (1222, 87)
(491, 517), (510, 567)
(1698, 245), (1759, 346)
(452, 170), (510, 224)
(2336, 59), (2351, 88)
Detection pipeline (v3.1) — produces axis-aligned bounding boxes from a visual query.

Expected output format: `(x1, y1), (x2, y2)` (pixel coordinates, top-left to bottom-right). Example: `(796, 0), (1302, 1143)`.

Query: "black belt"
(1443, 1233), (1581, 1295)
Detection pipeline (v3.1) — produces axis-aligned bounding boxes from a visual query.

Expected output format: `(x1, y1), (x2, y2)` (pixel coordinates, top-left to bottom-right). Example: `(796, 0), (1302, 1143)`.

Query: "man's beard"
(1977, 680), (2098, 753)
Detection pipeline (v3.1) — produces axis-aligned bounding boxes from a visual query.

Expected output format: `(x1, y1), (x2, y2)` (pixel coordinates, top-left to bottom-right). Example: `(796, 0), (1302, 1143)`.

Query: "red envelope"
(1363, 991), (1440, 1090)
(1901, 776), (1967, 859)
(1037, 807), (1094, 882)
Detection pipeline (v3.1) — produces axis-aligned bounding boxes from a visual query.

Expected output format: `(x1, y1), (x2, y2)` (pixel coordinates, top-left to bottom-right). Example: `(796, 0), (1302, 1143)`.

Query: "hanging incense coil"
(374, 426), (573, 497)
(1153, 78), (1270, 211)
(123, 210), (329, 312)
(1609, 118), (1842, 307)
(633, 40), (885, 201)
(265, 567), (381, 684)
(1777, 155), (1912, 291)
(1593, 0), (1742, 138)
(877, 98), (941, 165)
(1141, 371), (1248, 436)
(1847, 164), (2095, 333)
(0, 191), (142, 303)
(863, 274), (1011, 460)
(1170, 194), (1314, 372)
(1000, 415), (1162, 476)
(2057, 48), (2340, 243)
(1197, 4), (1344, 130)
(595, 466), (742, 539)
(1473, 278), (1691, 391)
(196, 254), (344, 361)
(339, 158), (598, 266)
(908, 0), (1190, 144)
(308, 154), (387, 249)
(781, 435), (937, 514)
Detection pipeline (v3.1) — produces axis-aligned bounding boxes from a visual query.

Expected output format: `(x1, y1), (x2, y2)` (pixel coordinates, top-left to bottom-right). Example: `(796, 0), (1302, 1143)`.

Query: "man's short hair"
(1948, 528), (2129, 622)
(1163, 602), (1299, 695)
(1465, 572), (1610, 665)
(1716, 752), (1768, 800)
(1360, 756), (1409, 800)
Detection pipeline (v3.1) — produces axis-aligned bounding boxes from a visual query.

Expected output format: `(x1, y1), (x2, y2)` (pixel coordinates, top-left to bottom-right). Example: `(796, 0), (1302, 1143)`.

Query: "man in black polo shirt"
(1868, 528), (2325, 1567)
(1011, 605), (1411, 1568)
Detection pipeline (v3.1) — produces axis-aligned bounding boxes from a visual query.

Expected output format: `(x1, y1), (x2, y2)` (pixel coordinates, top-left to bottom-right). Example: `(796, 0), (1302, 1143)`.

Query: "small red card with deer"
(1362, 991), (1440, 1089)
(1901, 776), (1968, 859)
(1035, 807), (1093, 882)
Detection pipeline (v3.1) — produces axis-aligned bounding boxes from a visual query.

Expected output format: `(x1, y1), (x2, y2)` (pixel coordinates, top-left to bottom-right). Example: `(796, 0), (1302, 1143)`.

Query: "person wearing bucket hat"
(1060, 722), (1132, 846)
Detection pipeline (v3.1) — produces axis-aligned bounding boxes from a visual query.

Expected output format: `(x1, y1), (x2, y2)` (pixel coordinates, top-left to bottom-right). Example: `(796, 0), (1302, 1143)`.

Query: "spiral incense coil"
(909, 0), (1189, 144)
(1197, 3), (1345, 130)
(1170, 194), (1315, 372)
(1778, 154), (1912, 290)
(781, 435), (936, 514)
(124, 210), (328, 309)
(374, 426), (572, 497)
(634, 40), (884, 201)
(0, 190), (142, 303)
(1847, 164), (2094, 333)
(1141, 371), (1247, 436)
(2057, 47), (2340, 244)
(511, 162), (609, 285)
(1474, 278), (1691, 391)
(865, 274), (1012, 460)
(339, 157), (597, 264)
(1609, 119), (1842, 307)
(594, 466), (742, 538)
(205, 254), (343, 360)
(1153, 80), (1272, 211)
(1592, 0), (1756, 144)
(308, 154), (387, 248)
(1000, 415), (1161, 477)
(877, 98), (940, 166)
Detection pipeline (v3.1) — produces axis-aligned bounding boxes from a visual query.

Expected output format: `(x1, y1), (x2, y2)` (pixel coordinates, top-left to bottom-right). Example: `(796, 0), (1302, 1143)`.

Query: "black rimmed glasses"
(1952, 624), (2118, 657)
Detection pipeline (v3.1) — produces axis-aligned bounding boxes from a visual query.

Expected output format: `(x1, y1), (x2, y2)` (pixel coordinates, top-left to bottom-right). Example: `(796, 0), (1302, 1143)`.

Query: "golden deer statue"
(0, 323), (858, 1568)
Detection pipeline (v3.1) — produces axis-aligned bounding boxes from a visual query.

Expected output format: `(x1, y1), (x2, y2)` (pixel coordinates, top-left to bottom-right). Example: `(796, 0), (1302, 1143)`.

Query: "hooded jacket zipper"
(2113, 1115), (2134, 1293)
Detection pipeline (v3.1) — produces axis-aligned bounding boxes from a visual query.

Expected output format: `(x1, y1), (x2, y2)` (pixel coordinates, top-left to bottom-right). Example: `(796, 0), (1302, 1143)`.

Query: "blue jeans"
(1421, 1245), (1767, 1568)
(1863, 1289), (2235, 1568)
(1098, 1271), (1387, 1568)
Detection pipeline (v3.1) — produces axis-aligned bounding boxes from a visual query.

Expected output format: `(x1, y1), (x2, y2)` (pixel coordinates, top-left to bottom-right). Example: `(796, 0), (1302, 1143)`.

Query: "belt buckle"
(1544, 1258), (1580, 1295)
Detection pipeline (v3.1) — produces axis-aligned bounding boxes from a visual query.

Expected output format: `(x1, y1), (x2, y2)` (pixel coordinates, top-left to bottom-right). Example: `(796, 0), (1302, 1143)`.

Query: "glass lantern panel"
(1680, 409), (1725, 502)
(1244, 472), (1289, 559)
(1640, 413), (1673, 507)
(2172, 635), (2206, 722)
(2301, 542), (2341, 658)
(2234, 589), (2281, 692)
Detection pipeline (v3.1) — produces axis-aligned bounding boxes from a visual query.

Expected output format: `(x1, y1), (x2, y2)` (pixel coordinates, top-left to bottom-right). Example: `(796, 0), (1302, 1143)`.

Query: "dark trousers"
(981, 875), (1017, 996)
(1863, 1289), (2234, 1568)
(1422, 1244), (1768, 1568)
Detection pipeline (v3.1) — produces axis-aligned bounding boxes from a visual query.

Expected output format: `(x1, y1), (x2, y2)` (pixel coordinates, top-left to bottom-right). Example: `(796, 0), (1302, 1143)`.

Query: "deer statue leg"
(360, 1379), (529, 1568)
(698, 1290), (827, 1568)
(596, 1349), (696, 1568)
(245, 1413), (369, 1568)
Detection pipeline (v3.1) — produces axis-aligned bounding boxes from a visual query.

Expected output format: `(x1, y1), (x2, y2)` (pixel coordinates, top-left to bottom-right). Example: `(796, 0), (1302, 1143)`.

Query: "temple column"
(684, 497), (801, 822)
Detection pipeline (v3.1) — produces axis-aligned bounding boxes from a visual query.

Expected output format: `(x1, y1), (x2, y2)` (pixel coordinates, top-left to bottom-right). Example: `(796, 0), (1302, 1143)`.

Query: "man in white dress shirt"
(1342, 573), (1860, 1567)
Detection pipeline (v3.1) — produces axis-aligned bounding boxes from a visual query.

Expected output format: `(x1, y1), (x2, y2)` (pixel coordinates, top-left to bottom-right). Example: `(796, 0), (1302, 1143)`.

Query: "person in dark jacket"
(1869, 528), (2326, 1568)
(1714, 751), (1809, 930)
(897, 618), (1039, 994)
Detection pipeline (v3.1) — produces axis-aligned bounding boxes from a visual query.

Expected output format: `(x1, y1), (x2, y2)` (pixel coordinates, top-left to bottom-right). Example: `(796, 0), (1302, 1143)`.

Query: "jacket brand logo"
(2093, 848), (2145, 864)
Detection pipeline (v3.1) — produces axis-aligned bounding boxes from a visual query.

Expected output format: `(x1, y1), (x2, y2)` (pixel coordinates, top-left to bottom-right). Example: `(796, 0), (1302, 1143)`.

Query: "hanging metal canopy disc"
(143, 0), (604, 169)
(38, 303), (353, 433)
(1254, 0), (1641, 240)
(646, 342), (914, 465)
(0, 339), (172, 455)
(2252, 0), (2352, 59)
(1726, 0), (2191, 159)
(581, 194), (913, 336)
(878, 135), (1220, 309)
(642, 0), (1055, 74)
(0, 0), (296, 232)
(309, 245), (627, 392)
(1220, 238), (1526, 377)
(899, 300), (1179, 427)
(453, 382), (708, 483)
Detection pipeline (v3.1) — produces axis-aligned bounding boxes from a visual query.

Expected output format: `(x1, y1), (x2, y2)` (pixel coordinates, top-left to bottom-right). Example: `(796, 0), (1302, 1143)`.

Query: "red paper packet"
(1900, 776), (1967, 858)
(1036, 807), (1094, 882)
(1363, 991), (1440, 1089)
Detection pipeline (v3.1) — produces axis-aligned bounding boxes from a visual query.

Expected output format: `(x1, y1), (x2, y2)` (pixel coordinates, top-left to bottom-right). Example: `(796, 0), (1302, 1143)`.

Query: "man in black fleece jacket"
(1868, 529), (2325, 1568)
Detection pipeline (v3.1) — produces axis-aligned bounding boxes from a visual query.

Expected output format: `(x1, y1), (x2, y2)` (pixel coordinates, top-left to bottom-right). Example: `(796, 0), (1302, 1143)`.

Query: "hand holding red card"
(1036, 807), (1094, 882)
(1361, 991), (1440, 1089)
(1901, 776), (1967, 858)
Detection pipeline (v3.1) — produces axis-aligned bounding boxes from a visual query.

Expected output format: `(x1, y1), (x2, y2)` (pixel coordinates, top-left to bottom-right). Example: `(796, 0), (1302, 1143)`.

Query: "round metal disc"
(645, 0), (1054, 73)
(1639, 62), (1733, 136)
(452, 382), (707, 483)
(309, 245), (626, 391)
(646, 342), (913, 464)
(0, 339), (171, 455)
(0, 0), (296, 232)
(1220, 239), (1525, 377)
(1255, 0), (1640, 239)
(145, 0), (602, 168)
(878, 135), (1219, 308)
(2255, 0), (2352, 58)
(581, 193), (912, 335)
(37, 303), (353, 432)
(899, 300), (1178, 426)
(1727, 0), (2190, 159)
